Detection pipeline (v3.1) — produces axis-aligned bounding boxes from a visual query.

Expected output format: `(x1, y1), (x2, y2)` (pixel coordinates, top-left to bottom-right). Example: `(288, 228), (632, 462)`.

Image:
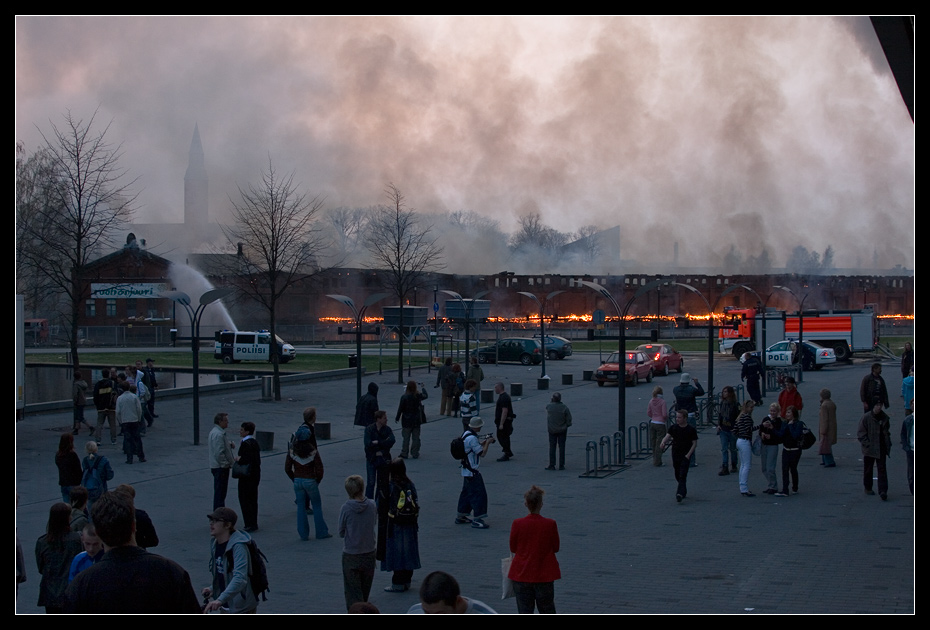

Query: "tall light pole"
(516, 290), (564, 378)
(580, 278), (669, 444)
(161, 287), (233, 445)
(439, 290), (489, 365)
(774, 285), (810, 380)
(327, 293), (388, 402)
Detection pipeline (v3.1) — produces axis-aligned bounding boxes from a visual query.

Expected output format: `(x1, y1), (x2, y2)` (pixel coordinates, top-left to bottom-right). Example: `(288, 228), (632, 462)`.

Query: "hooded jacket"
(355, 383), (379, 427)
(209, 529), (258, 614)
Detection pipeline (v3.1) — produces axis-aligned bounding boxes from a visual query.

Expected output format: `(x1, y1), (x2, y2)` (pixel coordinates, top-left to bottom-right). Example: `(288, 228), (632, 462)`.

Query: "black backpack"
(241, 539), (270, 601)
(450, 431), (477, 473)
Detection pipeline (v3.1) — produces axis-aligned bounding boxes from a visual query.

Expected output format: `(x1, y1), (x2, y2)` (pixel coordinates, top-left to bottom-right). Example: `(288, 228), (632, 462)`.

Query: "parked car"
(533, 334), (573, 360)
(741, 340), (836, 371)
(635, 343), (683, 376)
(595, 351), (655, 387)
(476, 338), (543, 365)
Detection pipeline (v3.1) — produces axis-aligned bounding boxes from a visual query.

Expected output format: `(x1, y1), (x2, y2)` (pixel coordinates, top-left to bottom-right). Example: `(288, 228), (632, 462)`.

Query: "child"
(338, 475), (377, 612)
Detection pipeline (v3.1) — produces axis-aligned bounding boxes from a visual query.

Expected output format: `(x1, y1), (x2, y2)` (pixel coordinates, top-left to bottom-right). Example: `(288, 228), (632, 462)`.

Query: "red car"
(635, 344), (684, 376)
(595, 351), (655, 387)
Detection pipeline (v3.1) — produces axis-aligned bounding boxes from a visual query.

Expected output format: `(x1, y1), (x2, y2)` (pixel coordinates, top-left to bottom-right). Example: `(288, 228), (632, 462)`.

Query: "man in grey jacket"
(545, 393), (572, 471)
(203, 507), (258, 613)
(209, 413), (236, 510)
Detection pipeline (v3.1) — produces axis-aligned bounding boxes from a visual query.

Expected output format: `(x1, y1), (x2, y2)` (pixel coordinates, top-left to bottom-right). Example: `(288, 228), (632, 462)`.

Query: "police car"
(743, 340), (836, 371)
(214, 330), (297, 364)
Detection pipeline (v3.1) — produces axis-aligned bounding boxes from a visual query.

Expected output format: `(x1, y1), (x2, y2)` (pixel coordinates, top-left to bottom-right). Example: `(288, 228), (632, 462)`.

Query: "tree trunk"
(397, 302), (405, 384)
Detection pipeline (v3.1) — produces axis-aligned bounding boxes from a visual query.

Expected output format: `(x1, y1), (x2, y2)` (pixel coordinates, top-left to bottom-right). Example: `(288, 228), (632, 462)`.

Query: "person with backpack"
(381, 458), (420, 592)
(285, 426), (331, 541)
(81, 441), (114, 518)
(203, 507), (259, 613)
(454, 417), (495, 529)
(92, 369), (118, 446)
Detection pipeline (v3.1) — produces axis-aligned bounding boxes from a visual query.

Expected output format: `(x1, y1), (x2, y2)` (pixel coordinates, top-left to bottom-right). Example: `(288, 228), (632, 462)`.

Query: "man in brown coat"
(818, 389), (837, 468)
(857, 399), (892, 500)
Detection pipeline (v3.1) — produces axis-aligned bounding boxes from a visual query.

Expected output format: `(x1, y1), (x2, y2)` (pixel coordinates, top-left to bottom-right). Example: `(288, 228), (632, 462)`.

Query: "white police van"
(214, 330), (297, 364)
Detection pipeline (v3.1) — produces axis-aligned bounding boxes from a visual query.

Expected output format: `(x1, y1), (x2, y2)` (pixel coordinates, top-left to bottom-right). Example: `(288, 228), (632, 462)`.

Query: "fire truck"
(718, 307), (876, 361)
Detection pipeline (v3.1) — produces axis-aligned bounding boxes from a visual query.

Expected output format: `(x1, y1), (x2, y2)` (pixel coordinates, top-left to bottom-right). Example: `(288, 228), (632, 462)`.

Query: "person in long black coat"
(237, 421), (262, 532)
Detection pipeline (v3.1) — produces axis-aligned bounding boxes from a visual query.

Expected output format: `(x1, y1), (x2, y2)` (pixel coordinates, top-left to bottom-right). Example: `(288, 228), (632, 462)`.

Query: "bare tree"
(321, 206), (371, 266)
(16, 111), (137, 369)
(575, 224), (602, 266)
(222, 159), (327, 400)
(366, 184), (443, 383)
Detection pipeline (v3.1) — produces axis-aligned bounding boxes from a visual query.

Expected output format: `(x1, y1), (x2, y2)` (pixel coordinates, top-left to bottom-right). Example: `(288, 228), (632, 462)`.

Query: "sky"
(15, 16), (914, 273)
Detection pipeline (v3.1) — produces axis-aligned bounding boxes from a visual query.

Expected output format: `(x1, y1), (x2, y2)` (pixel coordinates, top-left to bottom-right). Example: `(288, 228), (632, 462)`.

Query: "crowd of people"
(22, 346), (914, 614)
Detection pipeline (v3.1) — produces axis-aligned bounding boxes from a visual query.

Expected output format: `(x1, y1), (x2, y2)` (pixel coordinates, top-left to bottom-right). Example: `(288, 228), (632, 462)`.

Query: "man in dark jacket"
(859, 363), (890, 412)
(673, 374), (705, 467)
(64, 491), (200, 613)
(858, 399), (892, 500)
(364, 410), (395, 500)
(355, 382), (379, 427)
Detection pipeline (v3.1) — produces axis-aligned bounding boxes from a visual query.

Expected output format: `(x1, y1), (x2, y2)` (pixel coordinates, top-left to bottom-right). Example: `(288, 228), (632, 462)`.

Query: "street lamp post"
(161, 287), (234, 445)
(516, 290), (564, 378)
(774, 285), (810, 381)
(439, 290), (489, 366)
(580, 278), (669, 445)
(327, 294), (388, 403)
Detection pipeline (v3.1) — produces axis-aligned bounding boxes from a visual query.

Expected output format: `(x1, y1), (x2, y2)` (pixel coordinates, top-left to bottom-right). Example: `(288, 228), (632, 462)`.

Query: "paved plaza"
(16, 352), (914, 614)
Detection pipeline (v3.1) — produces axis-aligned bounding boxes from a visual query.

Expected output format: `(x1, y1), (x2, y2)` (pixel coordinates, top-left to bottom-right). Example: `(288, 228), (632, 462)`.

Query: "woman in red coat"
(508, 485), (561, 614)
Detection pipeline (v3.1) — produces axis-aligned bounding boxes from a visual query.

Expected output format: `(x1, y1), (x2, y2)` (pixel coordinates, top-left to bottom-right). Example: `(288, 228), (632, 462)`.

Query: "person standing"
(56, 434), (82, 504)
(647, 386), (668, 467)
(734, 400), (760, 497)
(142, 358), (158, 420)
(396, 380), (427, 459)
(715, 385), (739, 475)
(858, 399), (892, 501)
(900, 341), (914, 379)
(237, 422), (262, 532)
(437, 358), (454, 417)
(455, 417), (495, 529)
(35, 503), (83, 613)
(773, 406), (803, 496)
(285, 432), (331, 541)
(778, 376), (803, 419)
(203, 507), (259, 614)
(545, 393), (572, 471)
(758, 403), (783, 494)
(81, 441), (114, 517)
(355, 382), (380, 428)
(68, 523), (104, 582)
(209, 412), (236, 510)
(92, 369), (118, 446)
(459, 379), (479, 432)
(673, 373), (704, 467)
(741, 352), (764, 406)
(818, 389), (838, 468)
(660, 410), (698, 503)
(382, 458), (421, 593)
(116, 383), (145, 464)
(72, 371), (93, 437)
(508, 485), (561, 614)
(466, 357), (484, 412)
(901, 402), (914, 496)
(364, 410), (395, 501)
(860, 363), (890, 412)
(339, 475), (377, 612)
(494, 382), (516, 462)
(902, 368), (914, 415)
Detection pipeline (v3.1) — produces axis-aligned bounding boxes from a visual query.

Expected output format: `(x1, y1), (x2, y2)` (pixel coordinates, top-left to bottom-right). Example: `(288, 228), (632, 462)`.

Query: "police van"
(214, 330), (297, 364)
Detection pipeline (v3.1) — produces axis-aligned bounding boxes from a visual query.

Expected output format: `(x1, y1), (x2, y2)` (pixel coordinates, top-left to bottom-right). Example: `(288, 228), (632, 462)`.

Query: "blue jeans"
(737, 438), (753, 493)
(719, 430), (737, 467)
(294, 477), (329, 540)
(760, 444), (779, 490)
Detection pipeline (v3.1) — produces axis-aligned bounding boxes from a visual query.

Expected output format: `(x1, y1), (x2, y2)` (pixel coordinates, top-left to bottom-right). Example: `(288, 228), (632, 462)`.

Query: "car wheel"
(222, 355), (233, 364)
(733, 341), (754, 358)
(646, 370), (653, 383)
(597, 380), (605, 387)
(548, 350), (559, 361)
(629, 373), (638, 387)
(677, 359), (684, 373)
(519, 353), (532, 366)
(662, 362), (669, 376)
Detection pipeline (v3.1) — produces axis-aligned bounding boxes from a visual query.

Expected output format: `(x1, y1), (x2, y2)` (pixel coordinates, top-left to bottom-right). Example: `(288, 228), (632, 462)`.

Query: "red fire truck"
(718, 307), (876, 361)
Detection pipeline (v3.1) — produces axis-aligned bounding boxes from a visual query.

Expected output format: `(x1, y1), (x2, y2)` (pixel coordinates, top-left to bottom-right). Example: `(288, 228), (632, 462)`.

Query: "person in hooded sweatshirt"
(339, 475), (377, 612)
